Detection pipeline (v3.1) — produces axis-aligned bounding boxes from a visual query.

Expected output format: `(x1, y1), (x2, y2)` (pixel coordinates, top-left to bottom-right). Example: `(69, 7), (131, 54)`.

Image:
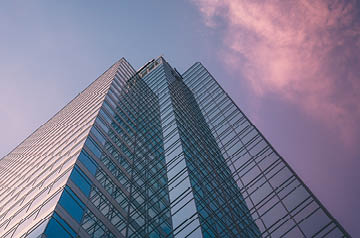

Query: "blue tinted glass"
(100, 109), (112, 124)
(78, 150), (97, 175)
(84, 137), (102, 158)
(70, 165), (92, 197)
(44, 212), (76, 238)
(103, 101), (114, 116)
(95, 117), (109, 133)
(161, 223), (172, 235)
(90, 127), (106, 145)
(59, 187), (85, 223)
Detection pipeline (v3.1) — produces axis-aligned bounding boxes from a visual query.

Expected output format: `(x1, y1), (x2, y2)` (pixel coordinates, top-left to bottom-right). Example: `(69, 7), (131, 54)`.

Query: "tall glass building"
(0, 57), (350, 238)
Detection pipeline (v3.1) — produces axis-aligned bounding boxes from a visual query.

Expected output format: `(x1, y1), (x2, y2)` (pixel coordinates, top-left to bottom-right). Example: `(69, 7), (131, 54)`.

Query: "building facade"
(0, 57), (349, 237)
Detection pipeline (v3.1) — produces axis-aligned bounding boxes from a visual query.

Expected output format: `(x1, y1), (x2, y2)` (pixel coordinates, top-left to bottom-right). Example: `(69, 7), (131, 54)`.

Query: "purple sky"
(0, 1), (358, 235)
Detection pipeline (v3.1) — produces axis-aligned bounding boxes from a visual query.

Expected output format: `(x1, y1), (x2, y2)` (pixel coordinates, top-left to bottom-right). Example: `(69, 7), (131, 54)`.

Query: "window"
(78, 150), (97, 175)
(43, 212), (76, 238)
(84, 137), (102, 158)
(70, 165), (92, 197)
(58, 186), (86, 223)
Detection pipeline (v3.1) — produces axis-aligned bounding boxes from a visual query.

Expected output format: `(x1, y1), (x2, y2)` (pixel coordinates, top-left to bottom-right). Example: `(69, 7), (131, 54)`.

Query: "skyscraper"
(0, 57), (349, 238)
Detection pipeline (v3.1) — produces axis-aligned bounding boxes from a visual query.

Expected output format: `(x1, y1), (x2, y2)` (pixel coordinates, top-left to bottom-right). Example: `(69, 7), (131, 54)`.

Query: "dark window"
(44, 212), (76, 238)
(84, 137), (102, 158)
(78, 150), (97, 175)
(70, 165), (92, 196)
(59, 186), (85, 223)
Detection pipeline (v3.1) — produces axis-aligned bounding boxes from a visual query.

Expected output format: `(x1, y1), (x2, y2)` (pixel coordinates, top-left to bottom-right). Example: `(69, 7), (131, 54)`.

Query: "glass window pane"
(44, 212), (76, 238)
(78, 150), (97, 175)
(70, 165), (92, 197)
(58, 187), (85, 223)
(84, 138), (102, 158)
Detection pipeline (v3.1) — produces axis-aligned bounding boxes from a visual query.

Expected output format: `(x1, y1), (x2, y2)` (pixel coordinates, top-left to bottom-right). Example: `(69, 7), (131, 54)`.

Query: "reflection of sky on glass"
(0, 1), (358, 236)
(143, 61), (202, 237)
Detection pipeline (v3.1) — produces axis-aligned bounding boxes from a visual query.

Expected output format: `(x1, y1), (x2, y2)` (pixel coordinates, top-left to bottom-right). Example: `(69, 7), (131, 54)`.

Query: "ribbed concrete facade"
(0, 59), (134, 238)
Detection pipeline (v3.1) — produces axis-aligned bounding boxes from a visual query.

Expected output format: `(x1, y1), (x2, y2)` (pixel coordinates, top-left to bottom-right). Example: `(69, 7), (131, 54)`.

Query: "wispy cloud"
(192, 0), (360, 146)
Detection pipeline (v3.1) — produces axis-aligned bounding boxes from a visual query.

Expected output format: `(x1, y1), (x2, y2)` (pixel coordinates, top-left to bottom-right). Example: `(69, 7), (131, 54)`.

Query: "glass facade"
(0, 57), (350, 237)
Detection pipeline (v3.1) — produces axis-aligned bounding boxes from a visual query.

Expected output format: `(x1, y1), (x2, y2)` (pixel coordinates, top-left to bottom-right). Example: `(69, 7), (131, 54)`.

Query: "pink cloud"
(193, 0), (360, 146)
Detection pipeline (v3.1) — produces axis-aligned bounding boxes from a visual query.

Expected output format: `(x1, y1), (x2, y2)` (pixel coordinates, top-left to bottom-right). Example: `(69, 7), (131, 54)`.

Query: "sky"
(0, 0), (359, 236)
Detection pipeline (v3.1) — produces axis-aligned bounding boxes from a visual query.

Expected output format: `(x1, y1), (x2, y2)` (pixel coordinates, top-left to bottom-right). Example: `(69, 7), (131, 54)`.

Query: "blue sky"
(0, 1), (359, 235)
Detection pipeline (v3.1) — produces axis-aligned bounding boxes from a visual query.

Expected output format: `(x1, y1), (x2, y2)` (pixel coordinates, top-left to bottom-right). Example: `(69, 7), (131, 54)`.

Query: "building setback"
(0, 57), (350, 237)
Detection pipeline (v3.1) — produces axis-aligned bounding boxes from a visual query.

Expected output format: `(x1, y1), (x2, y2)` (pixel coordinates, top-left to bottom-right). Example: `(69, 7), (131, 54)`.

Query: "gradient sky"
(0, 1), (359, 236)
